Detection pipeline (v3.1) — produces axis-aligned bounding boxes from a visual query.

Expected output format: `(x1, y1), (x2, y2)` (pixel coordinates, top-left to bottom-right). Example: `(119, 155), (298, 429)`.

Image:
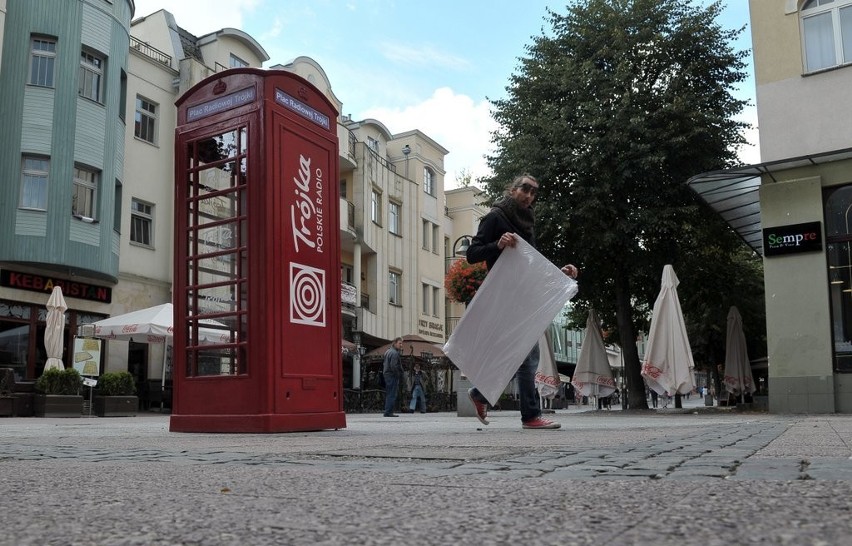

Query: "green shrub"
(97, 371), (136, 396)
(35, 368), (83, 395)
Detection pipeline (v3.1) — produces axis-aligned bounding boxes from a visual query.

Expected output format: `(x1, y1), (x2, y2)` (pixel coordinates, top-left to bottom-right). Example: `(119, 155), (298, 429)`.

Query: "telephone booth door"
(170, 69), (345, 432)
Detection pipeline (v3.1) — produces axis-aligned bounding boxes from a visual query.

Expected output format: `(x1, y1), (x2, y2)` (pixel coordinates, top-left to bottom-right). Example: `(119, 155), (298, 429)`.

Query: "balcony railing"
(130, 36), (172, 67)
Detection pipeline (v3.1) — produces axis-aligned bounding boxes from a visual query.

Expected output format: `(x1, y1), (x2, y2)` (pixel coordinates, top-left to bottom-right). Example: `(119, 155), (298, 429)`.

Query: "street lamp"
(452, 235), (472, 257)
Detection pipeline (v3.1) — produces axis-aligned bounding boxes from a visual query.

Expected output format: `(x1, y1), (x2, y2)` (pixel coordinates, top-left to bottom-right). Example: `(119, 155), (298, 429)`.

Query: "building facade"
(0, 3), (457, 400)
(690, 0), (852, 412)
(0, 0), (134, 381)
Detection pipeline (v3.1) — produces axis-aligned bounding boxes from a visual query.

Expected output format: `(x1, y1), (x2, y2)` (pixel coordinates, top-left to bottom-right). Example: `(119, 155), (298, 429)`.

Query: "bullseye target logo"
(290, 262), (326, 326)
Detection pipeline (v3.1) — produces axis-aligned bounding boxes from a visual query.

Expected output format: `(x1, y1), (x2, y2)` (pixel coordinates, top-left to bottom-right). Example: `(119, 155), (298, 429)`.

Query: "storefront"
(689, 148), (852, 413)
(0, 268), (109, 381)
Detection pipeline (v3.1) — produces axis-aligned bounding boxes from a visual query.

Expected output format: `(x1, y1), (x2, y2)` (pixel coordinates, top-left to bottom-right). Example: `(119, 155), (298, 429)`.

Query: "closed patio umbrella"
(43, 286), (67, 373)
(723, 306), (756, 403)
(641, 265), (696, 397)
(571, 309), (616, 399)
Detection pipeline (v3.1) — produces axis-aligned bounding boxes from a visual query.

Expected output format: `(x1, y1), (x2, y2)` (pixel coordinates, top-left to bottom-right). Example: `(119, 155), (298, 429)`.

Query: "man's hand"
(561, 264), (579, 278)
(497, 233), (517, 250)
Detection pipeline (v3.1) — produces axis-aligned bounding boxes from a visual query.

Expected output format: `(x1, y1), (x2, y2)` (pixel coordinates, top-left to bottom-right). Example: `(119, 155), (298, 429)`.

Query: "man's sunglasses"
(515, 182), (538, 196)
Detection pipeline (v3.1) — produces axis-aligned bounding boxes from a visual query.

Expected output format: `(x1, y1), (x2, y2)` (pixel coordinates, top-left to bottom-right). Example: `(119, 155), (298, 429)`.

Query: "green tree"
(484, 0), (759, 408)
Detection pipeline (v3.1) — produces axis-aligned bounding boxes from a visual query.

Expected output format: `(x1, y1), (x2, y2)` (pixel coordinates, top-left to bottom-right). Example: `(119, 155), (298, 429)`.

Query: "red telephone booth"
(170, 69), (345, 432)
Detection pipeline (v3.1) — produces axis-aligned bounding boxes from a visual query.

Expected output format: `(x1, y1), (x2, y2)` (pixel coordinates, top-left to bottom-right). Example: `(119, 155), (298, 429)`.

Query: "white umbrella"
(641, 265), (696, 396)
(535, 330), (560, 399)
(571, 309), (616, 399)
(723, 306), (756, 402)
(91, 303), (232, 409)
(43, 286), (67, 373)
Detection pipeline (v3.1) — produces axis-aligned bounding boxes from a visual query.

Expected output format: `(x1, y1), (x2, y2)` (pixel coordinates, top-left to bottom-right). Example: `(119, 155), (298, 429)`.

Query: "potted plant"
(34, 368), (83, 417)
(94, 371), (138, 417)
(444, 259), (488, 305)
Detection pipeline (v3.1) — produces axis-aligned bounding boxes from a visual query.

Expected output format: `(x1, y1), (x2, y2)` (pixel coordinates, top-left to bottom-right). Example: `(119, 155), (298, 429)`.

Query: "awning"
(686, 146), (852, 257)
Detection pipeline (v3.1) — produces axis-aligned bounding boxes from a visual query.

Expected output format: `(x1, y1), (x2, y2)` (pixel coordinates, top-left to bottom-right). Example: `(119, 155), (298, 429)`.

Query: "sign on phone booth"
(170, 69), (345, 432)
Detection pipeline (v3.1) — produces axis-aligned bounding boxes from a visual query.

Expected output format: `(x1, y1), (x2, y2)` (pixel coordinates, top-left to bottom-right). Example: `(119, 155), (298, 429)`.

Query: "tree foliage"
(483, 0), (764, 408)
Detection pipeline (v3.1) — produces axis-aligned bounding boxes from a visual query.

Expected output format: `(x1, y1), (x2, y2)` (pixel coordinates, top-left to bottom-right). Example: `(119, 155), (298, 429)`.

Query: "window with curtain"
(423, 167), (435, 196)
(130, 198), (154, 247)
(389, 201), (400, 235)
(802, 0), (852, 72)
(389, 271), (401, 305)
(371, 189), (382, 225)
(29, 36), (56, 87)
(134, 96), (158, 144)
(79, 50), (105, 103)
(20, 156), (49, 210)
(72, 166), (98, 219)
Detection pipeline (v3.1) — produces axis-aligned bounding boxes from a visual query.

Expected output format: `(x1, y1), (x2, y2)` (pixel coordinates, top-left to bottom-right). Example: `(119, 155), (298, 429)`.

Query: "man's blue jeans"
(470, 343), (541, 422)
(383, 373), (400, 415)
(409, 385), (427, 412)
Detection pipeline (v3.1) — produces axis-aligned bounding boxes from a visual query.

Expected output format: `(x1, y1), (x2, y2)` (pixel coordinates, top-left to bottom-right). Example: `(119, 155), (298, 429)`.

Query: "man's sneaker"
(522, 417), (561, 430)
(468, 388), (489, 425)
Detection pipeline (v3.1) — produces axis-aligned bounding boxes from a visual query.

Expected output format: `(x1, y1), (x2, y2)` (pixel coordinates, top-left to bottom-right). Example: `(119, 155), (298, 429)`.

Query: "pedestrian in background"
(408, 362), (427, 413)
(382, 337), (404, 417)
(465, 173), (579, 430)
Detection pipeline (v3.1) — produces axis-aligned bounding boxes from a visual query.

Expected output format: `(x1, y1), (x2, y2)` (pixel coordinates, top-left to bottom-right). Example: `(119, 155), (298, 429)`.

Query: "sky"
(133, 0), (758, 188)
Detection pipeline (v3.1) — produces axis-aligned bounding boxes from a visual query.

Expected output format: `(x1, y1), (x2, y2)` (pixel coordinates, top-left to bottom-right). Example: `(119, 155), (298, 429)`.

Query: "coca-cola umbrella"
(535, 330), (561, 400)
(723, 305), (756, 403)
(43, 286), (68, 373)
(641, 265), (696, 397)
(571, 309), (616, 401)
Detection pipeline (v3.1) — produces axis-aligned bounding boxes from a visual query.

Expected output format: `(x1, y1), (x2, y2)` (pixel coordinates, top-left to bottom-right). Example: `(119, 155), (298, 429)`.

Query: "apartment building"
(690, 0), (852, 412)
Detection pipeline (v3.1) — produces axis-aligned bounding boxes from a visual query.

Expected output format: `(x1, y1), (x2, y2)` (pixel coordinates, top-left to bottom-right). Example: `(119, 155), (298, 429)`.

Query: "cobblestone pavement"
(2, 408), (851, 545)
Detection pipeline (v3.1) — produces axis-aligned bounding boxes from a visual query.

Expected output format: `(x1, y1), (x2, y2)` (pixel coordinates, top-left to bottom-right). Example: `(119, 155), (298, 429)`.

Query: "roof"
(686, 147), (852, 257)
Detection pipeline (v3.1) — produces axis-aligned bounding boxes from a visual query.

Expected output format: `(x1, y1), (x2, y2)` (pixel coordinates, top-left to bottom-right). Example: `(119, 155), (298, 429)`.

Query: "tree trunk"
(615, 272), (648, 410)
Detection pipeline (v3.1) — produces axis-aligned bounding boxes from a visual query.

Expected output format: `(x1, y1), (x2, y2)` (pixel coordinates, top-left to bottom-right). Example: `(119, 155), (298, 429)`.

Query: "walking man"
(383, 337), (404, 417)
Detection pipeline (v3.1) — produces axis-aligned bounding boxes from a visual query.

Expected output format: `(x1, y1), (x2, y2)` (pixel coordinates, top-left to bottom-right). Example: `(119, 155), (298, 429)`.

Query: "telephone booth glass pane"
(184, 127), (248, 377)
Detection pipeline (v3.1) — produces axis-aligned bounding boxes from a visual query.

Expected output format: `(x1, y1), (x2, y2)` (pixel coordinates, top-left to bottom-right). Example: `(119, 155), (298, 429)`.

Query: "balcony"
(130, 37), (172, 67)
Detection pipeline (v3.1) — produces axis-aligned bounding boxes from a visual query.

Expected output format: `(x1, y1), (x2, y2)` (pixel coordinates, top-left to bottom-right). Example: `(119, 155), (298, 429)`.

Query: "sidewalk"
(1, 407), (851, 545)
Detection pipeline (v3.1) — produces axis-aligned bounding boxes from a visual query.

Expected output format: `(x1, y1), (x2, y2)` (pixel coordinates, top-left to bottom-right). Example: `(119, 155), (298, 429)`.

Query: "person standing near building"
(408, 362), (427, 413)
(382, 337), (404, 417)
(465, 173), (579, 430)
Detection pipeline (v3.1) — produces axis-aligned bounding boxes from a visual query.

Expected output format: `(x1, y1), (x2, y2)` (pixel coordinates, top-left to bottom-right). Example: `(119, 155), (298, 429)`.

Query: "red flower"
(444, 259), (488, 305)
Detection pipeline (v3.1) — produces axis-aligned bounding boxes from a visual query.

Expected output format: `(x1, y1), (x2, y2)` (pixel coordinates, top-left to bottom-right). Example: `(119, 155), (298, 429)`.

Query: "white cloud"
(377, 42), (471, 71)
(133, 0), (261, 36)
(360, 87), (497, 189)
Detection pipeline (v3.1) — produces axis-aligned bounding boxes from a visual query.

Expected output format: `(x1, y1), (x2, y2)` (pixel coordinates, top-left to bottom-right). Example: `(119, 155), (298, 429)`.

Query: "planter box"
(33, 394), (83, 417)
(12, 393), (34, 416)
(0, 396), (12, 417)
(94, 396), (138, 417)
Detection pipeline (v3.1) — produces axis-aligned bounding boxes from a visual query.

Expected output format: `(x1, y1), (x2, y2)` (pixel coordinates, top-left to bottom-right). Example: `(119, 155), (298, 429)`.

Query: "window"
(79, 50), (104, 102)
(229, 54), (248, 68)
(29, 37), (56, 87)
(432, 224), (440, 254)
(134, 96), (157, 144)
(421, 220), (439, 251)
(422, 220), (430, 250)
(389, 271), (401, 305)
(389, 201), (401, 235)
(114, 180), (122, 232)
(801, 0), (852, 72)
(130, 199), (153, 247)
(422, 283), (430, 315)
(20, 156), (49, 210)
(72, 166), (98, 219)
(367, 136), (379, 152)
(424, 167), (435, 196)
(371, 189), (382, 225)
(432, 286), (440, 318)
(824, 184), (852, 372)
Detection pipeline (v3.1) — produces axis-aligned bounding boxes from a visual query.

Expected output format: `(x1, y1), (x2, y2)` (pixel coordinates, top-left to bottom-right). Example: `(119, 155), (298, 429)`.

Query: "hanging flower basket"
(444, 259), (488, 305)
